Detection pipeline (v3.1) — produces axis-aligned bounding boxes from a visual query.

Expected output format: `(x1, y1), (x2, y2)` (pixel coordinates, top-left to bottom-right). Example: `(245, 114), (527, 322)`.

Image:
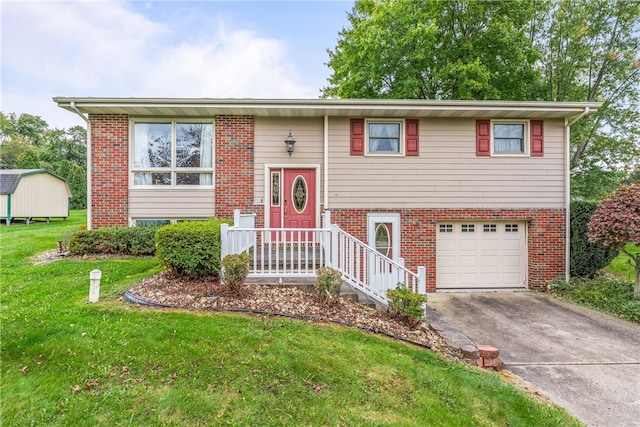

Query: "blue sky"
(1, 0), (353, 129)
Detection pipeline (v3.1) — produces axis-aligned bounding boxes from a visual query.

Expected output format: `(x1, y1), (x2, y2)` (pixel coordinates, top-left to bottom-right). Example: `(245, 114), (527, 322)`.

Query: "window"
(439, 224), (453, 233)
(271, 172), (280, 206)
(483, 224), (497, 233)
(493, 122), (526, 154)
(461, 224), (475, 233)
(134, 219), (171, 226)
(374, 223), (392, 257)
(134, 218), (205, 226)
(367, 121), (402, 154)
(505, 224), (519, 232)
(132, 121), (214, 186)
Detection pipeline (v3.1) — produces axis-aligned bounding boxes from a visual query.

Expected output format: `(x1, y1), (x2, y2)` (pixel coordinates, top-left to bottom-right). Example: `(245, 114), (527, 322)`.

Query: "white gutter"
(562, 106), (589, 282)
(323, 115), (329, 210)
(70, 101), (92, 230)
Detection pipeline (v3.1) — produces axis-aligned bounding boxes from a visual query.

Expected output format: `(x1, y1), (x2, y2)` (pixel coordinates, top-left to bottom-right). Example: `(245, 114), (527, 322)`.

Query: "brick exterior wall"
(214, 115), (262, 224)
(329, 208), (565, 292)
(89, 114), (129, 228)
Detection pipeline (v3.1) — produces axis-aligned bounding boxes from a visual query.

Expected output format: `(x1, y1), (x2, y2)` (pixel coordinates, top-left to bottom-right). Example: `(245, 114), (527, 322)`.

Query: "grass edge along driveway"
(0, 212), (582, 426)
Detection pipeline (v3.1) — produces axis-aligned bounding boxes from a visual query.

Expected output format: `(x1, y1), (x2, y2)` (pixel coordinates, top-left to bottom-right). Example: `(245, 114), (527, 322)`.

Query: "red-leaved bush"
(588, 182), (640, 299)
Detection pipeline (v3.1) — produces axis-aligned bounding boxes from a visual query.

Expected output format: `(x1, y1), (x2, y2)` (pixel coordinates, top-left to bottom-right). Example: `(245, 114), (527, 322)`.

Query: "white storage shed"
(0, 169), (72, 225)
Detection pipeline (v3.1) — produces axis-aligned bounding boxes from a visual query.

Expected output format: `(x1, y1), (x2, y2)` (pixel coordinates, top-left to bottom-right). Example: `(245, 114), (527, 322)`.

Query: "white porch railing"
(220, 210), (426, 306)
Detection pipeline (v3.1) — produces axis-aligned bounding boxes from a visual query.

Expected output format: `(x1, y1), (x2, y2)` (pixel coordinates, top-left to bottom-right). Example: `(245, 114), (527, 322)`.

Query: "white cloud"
(1, 1), (318, 128)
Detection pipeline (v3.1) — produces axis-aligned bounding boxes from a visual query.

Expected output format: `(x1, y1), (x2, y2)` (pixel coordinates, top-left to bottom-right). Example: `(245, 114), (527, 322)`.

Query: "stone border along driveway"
(427, 291), (640, 427)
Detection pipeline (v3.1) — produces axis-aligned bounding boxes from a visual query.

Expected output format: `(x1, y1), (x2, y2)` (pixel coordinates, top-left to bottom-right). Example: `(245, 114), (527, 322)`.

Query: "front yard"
(0, 211), (582, 426)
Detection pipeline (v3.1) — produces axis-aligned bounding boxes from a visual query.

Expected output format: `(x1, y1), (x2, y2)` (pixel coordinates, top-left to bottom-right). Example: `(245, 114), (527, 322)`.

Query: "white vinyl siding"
(129, 188), (215, 219)
(327, 117), (566, 209)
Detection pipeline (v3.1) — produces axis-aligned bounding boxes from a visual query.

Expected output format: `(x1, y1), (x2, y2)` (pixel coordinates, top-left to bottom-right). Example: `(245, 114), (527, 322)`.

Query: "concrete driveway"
(427, 292), (640, 427)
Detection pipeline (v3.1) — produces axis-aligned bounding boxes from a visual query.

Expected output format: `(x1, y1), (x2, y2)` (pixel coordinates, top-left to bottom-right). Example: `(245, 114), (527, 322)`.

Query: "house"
(54, 98), (599, 293)
(0, 169), (72, 225)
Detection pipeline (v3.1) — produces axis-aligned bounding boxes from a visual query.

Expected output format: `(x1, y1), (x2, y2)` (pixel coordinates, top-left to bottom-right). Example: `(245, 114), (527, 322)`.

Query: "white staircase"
(221, 210), (426, 307)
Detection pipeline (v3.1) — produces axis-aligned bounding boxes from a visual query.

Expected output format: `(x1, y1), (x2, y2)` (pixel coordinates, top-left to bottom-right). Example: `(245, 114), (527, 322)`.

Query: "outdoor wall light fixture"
(285, 131), (296, 156)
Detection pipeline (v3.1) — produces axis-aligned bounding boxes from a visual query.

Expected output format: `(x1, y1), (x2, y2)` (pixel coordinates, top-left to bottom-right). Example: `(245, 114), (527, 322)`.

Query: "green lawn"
(607, 243), (637, 282)
(1, 212), (581, 426)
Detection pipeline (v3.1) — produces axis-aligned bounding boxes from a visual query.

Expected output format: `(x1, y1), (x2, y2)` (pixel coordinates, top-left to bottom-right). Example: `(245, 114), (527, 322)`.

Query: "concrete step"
(245, 277), (387, 311)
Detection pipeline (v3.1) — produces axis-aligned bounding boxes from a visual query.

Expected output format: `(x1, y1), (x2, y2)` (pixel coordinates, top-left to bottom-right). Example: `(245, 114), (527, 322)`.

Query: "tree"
(588, 183), (640, 298)
(535, 0), (640, 200)
(0, 112), (48, 146)
(0, 135), (32, 169)
(40, 126), (87, 167)
(323, 0), (543, 100)
(15, 149), (43, 169)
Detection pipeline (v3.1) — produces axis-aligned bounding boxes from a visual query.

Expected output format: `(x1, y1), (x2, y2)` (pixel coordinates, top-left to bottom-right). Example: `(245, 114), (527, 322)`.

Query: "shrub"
(68, 225), (160, 256)
(570, 201), (618, 278)
(386, 282), (428, 328)
(221, 252), (251, 295)
(315, 267), (343, 305)
(155, 219), (232, 277)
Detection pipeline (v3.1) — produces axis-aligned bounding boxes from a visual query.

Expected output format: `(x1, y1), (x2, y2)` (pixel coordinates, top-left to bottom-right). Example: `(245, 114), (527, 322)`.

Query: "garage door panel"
(503, 255), (523, 267)
(458, 240), (478, 251)
(437, 255), (457, 267)
(459, 255), (479, 266)
(437, 221), (526, 290)
(479, 239), (500, 251)
(438, 239), (457, 251)
(458, 273), (479, 286)
(479, 255), (499, 267)
(502, 239), (522, 251)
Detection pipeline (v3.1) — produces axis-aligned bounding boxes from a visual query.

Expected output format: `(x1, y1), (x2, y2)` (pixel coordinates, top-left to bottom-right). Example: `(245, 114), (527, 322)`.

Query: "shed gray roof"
(0, 169), (65, 195)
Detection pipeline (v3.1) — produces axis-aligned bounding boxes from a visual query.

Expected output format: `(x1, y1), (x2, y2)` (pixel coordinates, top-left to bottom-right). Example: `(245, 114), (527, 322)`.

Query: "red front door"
(270, 168), (316, 229)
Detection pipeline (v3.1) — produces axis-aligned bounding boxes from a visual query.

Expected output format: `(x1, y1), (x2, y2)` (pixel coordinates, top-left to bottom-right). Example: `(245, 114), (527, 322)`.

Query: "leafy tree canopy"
(323, 0), (543, 100)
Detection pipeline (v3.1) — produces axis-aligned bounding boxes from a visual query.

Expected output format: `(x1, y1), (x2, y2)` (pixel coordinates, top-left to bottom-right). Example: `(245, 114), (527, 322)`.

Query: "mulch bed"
(127, 271), (464, 361)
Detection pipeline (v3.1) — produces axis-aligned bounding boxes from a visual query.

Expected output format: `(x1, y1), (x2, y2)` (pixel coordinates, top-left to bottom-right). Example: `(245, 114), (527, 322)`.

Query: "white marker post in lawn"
(89, 269), (101, 302)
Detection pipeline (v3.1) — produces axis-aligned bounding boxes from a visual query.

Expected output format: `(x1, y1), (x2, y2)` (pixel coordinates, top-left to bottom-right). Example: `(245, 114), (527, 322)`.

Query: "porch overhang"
(53, 97), (601, 121)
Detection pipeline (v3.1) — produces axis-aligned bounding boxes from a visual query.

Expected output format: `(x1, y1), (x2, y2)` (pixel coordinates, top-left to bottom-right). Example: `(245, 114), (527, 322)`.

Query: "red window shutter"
(405, 119), (419, 156)
(530, 120), (544, 157)
(350, 118), (365, 156)
(476, 120), (491, 156)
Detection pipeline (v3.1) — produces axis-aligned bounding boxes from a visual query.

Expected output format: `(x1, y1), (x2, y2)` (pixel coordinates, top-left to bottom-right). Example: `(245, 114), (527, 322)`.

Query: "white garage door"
(437, 222), (526, 290)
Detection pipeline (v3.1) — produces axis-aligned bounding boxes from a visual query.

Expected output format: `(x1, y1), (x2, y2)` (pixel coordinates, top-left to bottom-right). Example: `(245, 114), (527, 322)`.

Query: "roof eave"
(53, 97), (602, 120)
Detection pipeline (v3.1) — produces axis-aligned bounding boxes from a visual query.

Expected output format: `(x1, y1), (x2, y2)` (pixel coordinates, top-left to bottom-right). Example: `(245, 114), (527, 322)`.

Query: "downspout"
(324, 115), (329, 210)
(70, 102), (92, 229)
(563, 106), (589, 282)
